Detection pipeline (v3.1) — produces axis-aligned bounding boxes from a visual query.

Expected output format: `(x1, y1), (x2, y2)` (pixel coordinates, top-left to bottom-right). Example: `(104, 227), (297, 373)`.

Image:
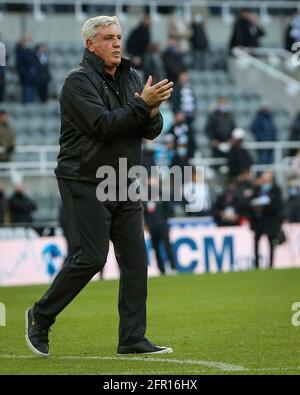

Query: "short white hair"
(82, 15), (121, 46)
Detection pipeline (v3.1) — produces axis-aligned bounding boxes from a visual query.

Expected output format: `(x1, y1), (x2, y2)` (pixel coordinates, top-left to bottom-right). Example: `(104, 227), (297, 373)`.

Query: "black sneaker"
(117, 340), (173, 355)
(25, 307), (50, 358)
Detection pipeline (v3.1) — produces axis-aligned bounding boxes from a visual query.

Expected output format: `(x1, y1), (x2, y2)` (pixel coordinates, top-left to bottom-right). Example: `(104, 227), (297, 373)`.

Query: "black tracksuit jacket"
(55, 48), (163, 184)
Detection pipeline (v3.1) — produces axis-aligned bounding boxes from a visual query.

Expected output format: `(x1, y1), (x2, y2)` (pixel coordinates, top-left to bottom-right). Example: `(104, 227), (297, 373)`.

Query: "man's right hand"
(139, 76), (173, 108)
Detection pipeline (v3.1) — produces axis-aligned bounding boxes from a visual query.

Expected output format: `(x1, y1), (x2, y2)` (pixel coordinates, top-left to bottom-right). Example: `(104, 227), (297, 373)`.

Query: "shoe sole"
(117, 347), (173, 356)
(25, 308), (50, 358)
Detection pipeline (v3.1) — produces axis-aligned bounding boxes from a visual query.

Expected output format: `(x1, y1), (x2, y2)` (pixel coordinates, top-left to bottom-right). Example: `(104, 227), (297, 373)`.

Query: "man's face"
(142, 15), (150, 28)
(0, 113), (8, 124)
(175, 112), (185, 123)
(260, 171), (273, 185)
(14, 185), (24, 194)
(87, 24), (122, 68)
(179, 72), (189, 85)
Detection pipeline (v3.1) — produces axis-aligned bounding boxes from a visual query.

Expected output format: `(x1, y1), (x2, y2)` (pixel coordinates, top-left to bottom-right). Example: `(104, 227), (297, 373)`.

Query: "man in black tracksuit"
(249, 171), (283, 269)
(25, 16), (173, 357)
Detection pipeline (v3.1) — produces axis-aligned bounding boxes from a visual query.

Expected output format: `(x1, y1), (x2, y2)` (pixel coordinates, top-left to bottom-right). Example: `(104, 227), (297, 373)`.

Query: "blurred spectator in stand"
(143, 43), (166, 84)
(228, 127), (253, 179)
(168, 112), (195, 159)
(9, 183), (37, 224)
(251, 101), (277, 164)
(172, 71), (196, 127)
(286, 181), (300, 223)
(143, 177), (176, 275)
(142, 141), (156, 173)
(213, 181), (240, 226)
(235, 169), (255, 225)
(168, 8), (191, 66)
(229, 9), (265, 53)
(287, 149), (300, 222)
(168, 133), (190, 215)
(162, 39), (186, 83)
(205, 97), (235, 158)
(15, 34), (40, 103)
(0, 64), (4, 102)
(183, 167), (212, 217)
(289, 149), (300, 188)
(0, 109), (15, 162)
(153, 133), (175, 168)
(285, 11), (300, 51)
(35, 43), (51, 102)
(249, 171), (284, 269)
(289, 111), (300, 156)
(171, 134), (190, 169)
(190, 13), (209, 70)
(126, 15), (151, 70)
(0, 182), (8, 224)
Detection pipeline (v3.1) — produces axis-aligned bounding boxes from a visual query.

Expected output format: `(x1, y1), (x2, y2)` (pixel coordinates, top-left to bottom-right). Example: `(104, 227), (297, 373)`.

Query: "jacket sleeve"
(171, 86), (181, 113)
(60, 73), (151, 142)
(141, 111), (163, 140)
(263, 186), (283, 215)
(251, 117), (259, 139)
(7, 127), (16, 152)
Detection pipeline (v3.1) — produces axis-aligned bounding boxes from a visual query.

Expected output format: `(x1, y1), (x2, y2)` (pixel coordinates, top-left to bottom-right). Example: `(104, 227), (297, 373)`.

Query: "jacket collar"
(81, 48), (131, 77)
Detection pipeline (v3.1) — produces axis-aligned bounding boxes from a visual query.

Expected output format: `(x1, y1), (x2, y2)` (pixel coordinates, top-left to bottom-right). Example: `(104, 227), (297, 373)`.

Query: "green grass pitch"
(0, 268), (299, 375)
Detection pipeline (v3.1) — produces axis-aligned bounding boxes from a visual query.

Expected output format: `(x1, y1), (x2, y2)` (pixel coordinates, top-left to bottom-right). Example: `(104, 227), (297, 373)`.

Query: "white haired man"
(25, 16), (173, 357)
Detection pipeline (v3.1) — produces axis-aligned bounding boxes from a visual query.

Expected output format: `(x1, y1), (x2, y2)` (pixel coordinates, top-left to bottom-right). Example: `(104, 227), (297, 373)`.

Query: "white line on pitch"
(0, 354), (245, 372)
(1, 354), (300, 372)
(249, 367), (300, 371)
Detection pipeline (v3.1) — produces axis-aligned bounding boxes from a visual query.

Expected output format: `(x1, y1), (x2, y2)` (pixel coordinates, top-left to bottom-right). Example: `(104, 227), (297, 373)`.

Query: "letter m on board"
(204, 236), (234, 272)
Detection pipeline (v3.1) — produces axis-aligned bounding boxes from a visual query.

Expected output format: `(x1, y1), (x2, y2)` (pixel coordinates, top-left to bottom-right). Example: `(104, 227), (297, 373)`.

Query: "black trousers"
(254, 230), (274, 269)
(150, 229), (176, 274)
(34, 178), (148, 347)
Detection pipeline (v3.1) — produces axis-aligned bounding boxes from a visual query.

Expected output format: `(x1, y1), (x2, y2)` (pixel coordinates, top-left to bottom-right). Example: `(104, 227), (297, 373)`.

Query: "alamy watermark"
(0, 302), (6, 326)
(95, 159), (206, 213)
(291, 302), (300, 327)
(0, 42), (6, 67)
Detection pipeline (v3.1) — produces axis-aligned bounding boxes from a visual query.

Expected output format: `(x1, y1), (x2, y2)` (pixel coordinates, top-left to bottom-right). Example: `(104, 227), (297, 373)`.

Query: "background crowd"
(1, 6), (300, 271)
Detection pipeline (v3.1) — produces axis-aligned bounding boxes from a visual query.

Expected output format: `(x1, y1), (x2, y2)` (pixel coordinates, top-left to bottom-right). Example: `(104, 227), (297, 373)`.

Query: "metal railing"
(1, 0), (300, 8)
(0, 145), (58, 177)
(232, 47), (300, 96)
(238, 47), (300, 82)
(1, 0), (300, 23)
(230, 47), (300, 117)
(1, 141), (300, 184)
(193, 140), (300, 187)
(244, 48), (293, 57)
